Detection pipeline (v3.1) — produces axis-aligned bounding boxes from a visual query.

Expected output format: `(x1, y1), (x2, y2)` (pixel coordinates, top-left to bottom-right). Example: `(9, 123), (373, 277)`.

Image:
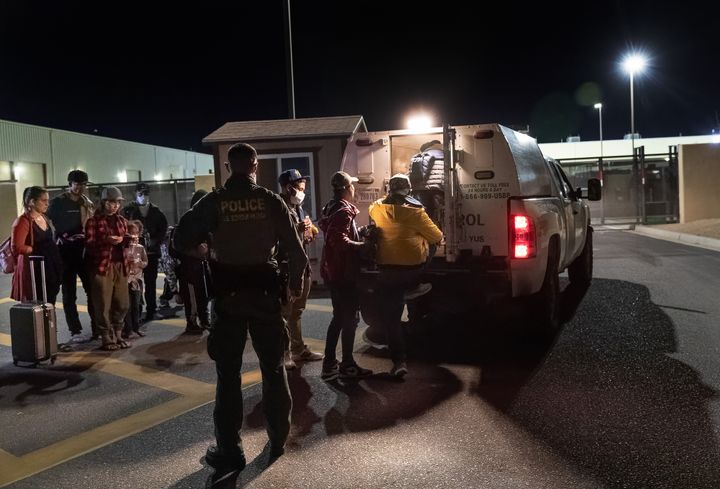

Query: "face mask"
(290, 188), (305, 206)
(137, 194), (149, 205)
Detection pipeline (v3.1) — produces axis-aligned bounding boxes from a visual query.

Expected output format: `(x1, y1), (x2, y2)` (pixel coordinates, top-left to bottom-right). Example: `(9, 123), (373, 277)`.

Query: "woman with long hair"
(11, 186), (63, 304)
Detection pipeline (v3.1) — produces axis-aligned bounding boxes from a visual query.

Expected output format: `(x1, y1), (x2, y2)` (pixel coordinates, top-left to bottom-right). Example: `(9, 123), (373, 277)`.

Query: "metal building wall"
(0, 119), (213, 186)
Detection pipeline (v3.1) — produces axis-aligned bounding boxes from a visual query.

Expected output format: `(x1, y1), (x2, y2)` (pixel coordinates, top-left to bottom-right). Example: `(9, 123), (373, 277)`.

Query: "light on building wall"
(712, 134), (720, 144)
(14, 164), (23, 177)
(117, 171), (127, 182)
(153, 173), (162, 181)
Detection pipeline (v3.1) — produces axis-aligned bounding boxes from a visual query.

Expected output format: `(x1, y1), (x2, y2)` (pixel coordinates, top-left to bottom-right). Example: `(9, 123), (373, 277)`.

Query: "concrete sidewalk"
(633, 221), (720, 252)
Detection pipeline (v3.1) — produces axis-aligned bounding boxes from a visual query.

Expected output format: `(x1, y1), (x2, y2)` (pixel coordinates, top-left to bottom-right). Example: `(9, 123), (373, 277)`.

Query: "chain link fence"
(46, 179), (197, 225)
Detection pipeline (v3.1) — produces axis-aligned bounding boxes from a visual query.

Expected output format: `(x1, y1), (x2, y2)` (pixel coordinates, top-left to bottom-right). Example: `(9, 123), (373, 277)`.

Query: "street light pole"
(630, 71), (635, 152)
(594, 103), (603, 158)
(622, 53), (646, 153)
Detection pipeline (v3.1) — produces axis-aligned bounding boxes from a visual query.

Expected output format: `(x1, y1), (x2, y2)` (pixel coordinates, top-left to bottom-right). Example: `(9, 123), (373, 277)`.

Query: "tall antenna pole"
(283, 0), (296, 119)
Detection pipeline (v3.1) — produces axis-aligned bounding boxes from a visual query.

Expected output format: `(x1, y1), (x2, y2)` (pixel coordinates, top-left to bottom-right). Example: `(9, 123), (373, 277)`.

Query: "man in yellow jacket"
(368, 174), (443, 378)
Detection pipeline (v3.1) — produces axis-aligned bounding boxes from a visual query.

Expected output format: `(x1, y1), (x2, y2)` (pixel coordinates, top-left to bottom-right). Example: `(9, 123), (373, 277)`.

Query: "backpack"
(0, 237), (15, 274)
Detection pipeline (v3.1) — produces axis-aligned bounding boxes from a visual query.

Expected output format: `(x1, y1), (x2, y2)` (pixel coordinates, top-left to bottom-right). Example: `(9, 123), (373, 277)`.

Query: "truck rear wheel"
(531, 242), (560, 334)
(568, 226), (593, 286)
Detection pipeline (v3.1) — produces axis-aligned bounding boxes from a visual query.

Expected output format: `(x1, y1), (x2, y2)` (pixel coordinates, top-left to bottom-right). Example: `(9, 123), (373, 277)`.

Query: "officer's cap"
(135, 182), (150, 194)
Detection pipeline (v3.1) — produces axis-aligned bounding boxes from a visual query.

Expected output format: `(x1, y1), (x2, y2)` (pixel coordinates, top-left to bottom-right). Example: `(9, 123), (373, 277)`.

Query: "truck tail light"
(511, 214), (536, 259)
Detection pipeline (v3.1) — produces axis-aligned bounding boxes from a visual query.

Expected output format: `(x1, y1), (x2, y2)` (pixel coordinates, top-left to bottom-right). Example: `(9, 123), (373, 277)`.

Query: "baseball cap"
(67, 170), (89, 184)
(331, 171), (359, 189)
(101, 186), (125, 201)
(388, 173), (411, 193)
(135, 182), (150, 194)
(278, 169), (309, 187)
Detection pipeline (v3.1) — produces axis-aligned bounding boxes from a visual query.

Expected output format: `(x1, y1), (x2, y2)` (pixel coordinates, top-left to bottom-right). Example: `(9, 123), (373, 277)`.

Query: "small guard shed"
(203, 115), (367, 221)
(202, 115), (368, 280)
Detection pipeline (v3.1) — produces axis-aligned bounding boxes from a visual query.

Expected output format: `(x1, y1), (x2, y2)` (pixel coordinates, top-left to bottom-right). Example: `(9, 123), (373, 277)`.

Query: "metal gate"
(558, 145), (679, 225)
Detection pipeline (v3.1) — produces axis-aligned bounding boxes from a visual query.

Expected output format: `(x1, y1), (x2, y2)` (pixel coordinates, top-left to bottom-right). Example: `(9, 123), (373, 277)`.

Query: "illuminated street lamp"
(622, 53), (647, 151)
(406, 113), (433, 132)
(594, 103), (603, 158)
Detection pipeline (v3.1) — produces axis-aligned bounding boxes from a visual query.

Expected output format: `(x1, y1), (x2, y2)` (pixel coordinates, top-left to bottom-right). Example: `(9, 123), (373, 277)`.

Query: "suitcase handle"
(28, 256), (48, 304)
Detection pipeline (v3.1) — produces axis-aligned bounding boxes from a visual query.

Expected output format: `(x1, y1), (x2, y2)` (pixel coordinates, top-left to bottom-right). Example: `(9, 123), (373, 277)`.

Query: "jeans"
(59, 242), (96, 335)
(324, 284), (360, 366)
(377, 267), (423, 363)
(124, 283), (143, 335)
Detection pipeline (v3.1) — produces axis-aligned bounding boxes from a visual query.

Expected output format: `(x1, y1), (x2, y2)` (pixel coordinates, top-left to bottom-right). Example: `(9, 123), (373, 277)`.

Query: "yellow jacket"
(368, 198), (443, 266)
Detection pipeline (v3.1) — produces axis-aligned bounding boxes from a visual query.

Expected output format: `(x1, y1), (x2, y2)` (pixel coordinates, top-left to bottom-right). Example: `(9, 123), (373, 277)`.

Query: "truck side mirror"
(587, 178), (602, 201)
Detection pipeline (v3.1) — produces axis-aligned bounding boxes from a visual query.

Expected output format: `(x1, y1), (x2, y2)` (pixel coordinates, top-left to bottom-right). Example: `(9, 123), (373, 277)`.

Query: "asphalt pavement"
(1, 229), (720, 488)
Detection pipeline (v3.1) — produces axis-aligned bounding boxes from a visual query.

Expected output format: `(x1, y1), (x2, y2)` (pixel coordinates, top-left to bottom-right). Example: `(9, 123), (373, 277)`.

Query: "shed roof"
(203, 115), (367, 144)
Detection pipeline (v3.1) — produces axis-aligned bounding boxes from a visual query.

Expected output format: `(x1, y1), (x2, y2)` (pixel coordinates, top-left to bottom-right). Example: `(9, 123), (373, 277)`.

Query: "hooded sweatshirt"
(318, 198), (361, 285)
(368, 197), (443, 266)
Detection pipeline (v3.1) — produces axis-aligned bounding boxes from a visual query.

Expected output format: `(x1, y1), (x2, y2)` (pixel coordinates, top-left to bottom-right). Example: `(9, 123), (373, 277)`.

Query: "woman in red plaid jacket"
(85, 186), (131, 350)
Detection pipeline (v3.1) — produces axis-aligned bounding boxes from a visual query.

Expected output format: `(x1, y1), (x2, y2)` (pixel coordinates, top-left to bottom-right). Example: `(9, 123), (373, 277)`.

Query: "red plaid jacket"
(85, 211), (130, 276)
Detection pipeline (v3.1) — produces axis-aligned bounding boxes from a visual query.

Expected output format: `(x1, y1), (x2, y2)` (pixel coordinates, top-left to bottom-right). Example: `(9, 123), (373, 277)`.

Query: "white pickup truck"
(340, 123), (601, 333)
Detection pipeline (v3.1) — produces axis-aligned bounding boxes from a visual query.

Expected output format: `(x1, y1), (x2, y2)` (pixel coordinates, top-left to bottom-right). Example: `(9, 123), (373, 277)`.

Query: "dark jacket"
(318, 198), (362, 285)
(410, 148), (445, 191)
(46, 192), (95, 243)
(173, 174), (307, 292)
(122, 202), (168, 255)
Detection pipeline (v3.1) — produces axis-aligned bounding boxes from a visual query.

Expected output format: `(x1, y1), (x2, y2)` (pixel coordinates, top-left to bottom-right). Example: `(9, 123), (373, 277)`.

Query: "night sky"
(1, 1), (718, 153)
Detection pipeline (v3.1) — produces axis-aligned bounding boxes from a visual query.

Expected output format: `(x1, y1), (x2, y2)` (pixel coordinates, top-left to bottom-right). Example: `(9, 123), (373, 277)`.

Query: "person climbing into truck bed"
(368, 174), (443, 378)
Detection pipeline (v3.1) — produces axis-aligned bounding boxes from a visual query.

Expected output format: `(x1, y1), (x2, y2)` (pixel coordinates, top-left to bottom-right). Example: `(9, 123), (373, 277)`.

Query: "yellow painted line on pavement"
(306, 303), (333, 313)
(0, 353), (263, 487)
(0, 450), (19, 467)
(0, 298), (14, 305)
(0, 333), (10, 347)
(60, 352), (214, 397)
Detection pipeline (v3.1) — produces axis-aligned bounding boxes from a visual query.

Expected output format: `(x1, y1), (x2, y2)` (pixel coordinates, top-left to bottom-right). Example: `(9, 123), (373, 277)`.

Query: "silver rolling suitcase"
(10, 256), (58, 367)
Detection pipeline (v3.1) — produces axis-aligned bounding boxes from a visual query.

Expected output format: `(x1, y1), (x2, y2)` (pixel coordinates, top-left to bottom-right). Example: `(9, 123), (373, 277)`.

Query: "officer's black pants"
(142, 254), (160, 317)
(59, 242), (96, 335)
(208, 290), (291, 454)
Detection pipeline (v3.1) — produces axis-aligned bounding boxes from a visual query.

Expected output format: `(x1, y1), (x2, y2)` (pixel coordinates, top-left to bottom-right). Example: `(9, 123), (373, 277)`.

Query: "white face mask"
(136, 194), (149, 205)
(290, 189), (305, 206)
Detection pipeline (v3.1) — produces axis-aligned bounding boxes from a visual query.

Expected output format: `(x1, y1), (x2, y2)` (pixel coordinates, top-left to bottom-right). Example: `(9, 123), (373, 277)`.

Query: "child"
(123, 220), (148, 338)
(158, 225), (181, 308)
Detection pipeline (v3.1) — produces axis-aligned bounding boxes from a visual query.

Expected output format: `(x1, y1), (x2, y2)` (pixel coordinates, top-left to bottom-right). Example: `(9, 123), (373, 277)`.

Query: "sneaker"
(339, 363), (373, 379)
(205, 445), (246, 471)
(390, 361), (408, 379)
(159, 299), (170, 308)
(404, 283), (432, 301)
(69, 332), (86, 344)
(321, 360), (339, 381)
(291, 347), (324, 363)
(283, 352), (297, 370)
(362, 327), (388, 349)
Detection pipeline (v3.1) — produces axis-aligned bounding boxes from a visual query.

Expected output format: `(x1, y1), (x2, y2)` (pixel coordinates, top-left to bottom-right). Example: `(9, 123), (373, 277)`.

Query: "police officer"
(173, 143), (307, 471)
